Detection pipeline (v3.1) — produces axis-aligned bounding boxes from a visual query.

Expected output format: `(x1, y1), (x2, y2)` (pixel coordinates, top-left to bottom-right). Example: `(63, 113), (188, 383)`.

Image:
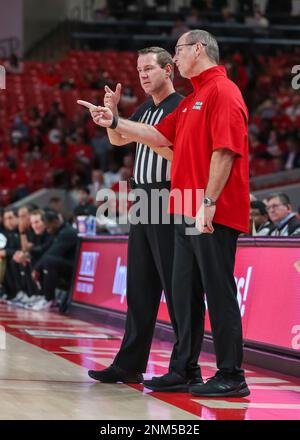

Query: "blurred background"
(0, 0), (299, 212)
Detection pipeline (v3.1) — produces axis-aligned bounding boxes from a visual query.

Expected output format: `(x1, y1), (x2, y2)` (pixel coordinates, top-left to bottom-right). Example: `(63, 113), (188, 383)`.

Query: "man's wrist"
(203, 196), (216, 207)
(109, 115), (119, 130)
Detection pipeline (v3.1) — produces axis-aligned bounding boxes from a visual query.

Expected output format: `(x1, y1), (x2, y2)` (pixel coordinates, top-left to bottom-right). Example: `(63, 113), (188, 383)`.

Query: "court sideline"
(0, 303), (299, 420)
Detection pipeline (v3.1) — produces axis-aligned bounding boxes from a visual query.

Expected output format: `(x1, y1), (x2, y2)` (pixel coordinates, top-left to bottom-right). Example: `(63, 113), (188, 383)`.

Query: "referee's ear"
(165, 63), (173, 80)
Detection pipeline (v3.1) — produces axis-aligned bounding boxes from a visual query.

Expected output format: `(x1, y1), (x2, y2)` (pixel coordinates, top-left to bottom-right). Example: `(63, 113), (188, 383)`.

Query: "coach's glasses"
(174, 42), (207, 55)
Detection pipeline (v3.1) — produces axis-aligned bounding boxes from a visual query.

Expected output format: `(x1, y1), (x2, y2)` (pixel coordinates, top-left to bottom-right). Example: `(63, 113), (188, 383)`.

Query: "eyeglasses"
(174, 42), (207, 55)
(266, 203), (286, 211)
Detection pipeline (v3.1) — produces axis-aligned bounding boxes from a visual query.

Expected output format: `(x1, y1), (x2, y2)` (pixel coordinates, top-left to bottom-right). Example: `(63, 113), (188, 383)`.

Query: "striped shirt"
(131, 92), (183, 185)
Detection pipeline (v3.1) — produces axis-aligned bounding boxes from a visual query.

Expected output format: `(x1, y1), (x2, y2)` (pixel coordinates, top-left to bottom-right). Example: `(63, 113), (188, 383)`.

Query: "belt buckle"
(129, 177), (136, 190)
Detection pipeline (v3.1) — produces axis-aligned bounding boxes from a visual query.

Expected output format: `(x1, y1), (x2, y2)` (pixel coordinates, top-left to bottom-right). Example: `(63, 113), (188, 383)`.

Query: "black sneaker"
(190, 370), (250, 398)
(143, 372), (203, 392)
(88, 365), (143, 384)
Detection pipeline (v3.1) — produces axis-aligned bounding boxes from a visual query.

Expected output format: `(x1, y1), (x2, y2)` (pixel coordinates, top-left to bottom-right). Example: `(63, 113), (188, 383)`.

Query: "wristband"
(109, 115), (119, 129)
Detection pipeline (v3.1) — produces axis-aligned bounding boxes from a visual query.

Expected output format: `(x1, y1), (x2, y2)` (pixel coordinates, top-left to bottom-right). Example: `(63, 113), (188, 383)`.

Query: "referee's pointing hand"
(77, 100), (113, 128)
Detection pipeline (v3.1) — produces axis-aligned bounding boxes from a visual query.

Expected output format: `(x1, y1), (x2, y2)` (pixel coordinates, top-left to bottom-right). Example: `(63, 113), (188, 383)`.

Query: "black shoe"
(88, 365), (143, 384)
(190, 371), (250, 398)
(143, 372), (203, 392)
(187, 370), (203, 385)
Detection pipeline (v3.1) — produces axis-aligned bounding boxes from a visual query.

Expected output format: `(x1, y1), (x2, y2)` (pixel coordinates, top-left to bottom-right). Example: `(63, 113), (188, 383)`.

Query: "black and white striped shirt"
(131, 93), (183, 185)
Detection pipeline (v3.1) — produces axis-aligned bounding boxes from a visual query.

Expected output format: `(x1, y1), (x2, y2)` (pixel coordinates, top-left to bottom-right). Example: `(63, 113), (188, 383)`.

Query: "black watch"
(203, 197), (216, 207)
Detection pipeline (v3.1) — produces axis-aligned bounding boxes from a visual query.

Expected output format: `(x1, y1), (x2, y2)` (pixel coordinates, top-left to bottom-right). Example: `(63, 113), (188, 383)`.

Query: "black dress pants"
(3, 260), (23, 297)
(113, 182), (186, 373)
(169, 220), (244, 378)
(113, 219), (179, 372)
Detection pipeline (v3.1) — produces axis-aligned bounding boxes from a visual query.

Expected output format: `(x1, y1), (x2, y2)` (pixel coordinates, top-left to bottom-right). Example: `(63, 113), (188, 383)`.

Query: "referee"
(88, 47), (202, 387)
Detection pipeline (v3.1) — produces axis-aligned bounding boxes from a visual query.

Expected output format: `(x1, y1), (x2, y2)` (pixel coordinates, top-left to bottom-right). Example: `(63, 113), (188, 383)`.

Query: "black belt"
(129, 178), (171, 191)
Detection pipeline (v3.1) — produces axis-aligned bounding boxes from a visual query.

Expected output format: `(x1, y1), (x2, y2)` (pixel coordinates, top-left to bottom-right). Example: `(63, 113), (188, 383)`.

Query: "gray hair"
(186, 30), (220, 64)
(267, 193), (291, 206)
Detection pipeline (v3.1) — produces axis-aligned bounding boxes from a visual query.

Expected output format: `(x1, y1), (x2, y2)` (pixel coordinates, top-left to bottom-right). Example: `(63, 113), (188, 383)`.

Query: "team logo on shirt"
(192, 101), (203, 110)
(182, 107), (187, 112)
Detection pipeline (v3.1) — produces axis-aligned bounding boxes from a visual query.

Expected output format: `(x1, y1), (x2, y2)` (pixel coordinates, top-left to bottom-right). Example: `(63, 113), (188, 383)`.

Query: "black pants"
(23, 264), (41, 297)
(39, 256), (74, 301)
(169, 220), (243, 378)
(113, 183), (182, 373)
(3, 260), (23, 297)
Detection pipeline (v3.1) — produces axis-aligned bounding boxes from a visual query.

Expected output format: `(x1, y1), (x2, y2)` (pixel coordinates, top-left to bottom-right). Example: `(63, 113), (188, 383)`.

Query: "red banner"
(72, 238), (300, 354)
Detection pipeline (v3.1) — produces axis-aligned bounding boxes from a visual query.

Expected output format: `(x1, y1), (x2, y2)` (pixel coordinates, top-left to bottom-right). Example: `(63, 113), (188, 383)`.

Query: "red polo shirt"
(155, 65), (249, 234)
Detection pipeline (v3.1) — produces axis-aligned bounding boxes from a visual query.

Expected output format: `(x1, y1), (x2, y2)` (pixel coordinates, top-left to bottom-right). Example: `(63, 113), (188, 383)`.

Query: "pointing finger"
(77, 100), (98, 110)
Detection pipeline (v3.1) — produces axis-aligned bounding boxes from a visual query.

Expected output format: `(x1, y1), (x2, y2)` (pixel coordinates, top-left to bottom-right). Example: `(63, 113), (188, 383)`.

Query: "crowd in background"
(0, 43), (299, 207)
(0, 203), (76, 311)
(97, 0), (296, 21)
(249, 192), (300, 236)
(0, 0), (298, 206)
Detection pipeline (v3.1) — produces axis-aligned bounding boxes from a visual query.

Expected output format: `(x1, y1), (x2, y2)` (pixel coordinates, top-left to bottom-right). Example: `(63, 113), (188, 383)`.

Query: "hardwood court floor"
(0, 303), (299, 420)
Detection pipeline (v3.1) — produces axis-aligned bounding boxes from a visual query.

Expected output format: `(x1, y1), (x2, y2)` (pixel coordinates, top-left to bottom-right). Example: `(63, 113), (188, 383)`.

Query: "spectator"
(282, 136), (300, 170)
(266, 130), (282, 158)
(91, 132), (112, 171)
(170, 17), (190, 39)
(266, 193), (300, 236)
(31, 210), (78, 310)
(89, 170), (107, 201)
(13, 209), (53, 308)
(0, 209), (21, 299)
(16, 204), (38, 253)
(73, 187), (97, 217)
(9, 204), (39, 305)
(12, 112), (29, 140)
(59, 74), (76, 90)
(220, 6), (236, 23)
(249, 200), (273, 236)
(38, 66), (61, 88)
(245, 5), (269, 28)
(120, 85), (138, 107)
(42, 102), (64, 132)
(48, 197), (64, 220)
(185, 8), (202, 26)
(28, 107), (42, 132)
(90, 69), (113, 90)
(104, 161), (121, 187)
(28, 210), (52, 264)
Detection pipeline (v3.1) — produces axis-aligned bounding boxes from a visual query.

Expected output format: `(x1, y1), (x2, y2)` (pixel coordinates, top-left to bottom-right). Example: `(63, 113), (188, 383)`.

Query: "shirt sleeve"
(154, 106), (178, 147)
(208, 84), (248, 156)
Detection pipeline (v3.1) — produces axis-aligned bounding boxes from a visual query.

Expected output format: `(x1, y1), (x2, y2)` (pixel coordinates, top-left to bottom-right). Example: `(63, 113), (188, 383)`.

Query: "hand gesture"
(77, 100), (114, 128)
(104, 83), (122, 113)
